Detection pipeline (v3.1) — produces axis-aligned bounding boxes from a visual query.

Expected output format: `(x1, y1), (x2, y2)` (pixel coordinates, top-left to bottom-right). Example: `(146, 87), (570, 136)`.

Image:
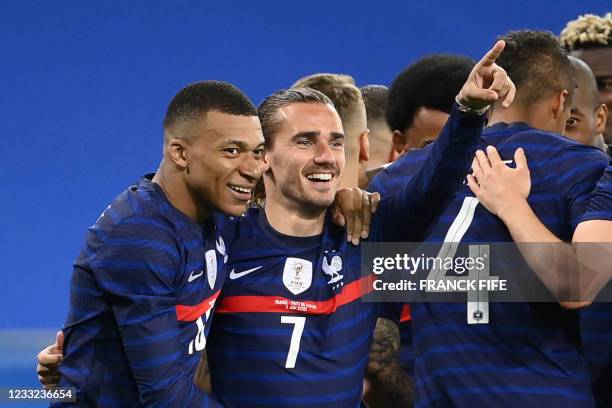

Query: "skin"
(263, 102), (346, 237)
(155, 110), (265, 220)
(571, 47), (612, 142)
(366, 120), (393, 170)
(488, 90), (570, 134)
(340, 101), (370, 190)
(564, 58), (608, 146)
(392, 107), (450, 154)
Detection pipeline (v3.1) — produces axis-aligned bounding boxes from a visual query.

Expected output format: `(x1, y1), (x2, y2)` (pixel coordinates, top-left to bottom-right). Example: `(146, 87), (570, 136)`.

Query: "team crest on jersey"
(323, 251), (344, 290)
(282, 257), (313, 295)
(205, 249), (217, 290)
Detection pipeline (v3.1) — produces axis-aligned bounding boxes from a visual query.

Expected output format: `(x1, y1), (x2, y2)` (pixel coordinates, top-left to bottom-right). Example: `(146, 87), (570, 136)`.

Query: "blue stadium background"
(1, 0), (610, 405)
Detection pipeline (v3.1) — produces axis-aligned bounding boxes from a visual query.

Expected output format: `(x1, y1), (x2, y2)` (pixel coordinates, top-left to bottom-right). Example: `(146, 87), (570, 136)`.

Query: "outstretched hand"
(457, 40), (516, 110)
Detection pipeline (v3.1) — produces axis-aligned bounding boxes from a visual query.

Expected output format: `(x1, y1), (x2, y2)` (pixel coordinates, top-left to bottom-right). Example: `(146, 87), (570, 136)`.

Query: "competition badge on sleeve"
(205, 249), (217, 290)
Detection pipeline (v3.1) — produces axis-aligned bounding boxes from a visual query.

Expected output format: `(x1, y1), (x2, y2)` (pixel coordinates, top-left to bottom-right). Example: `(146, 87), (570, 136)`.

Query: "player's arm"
(195, 352), (212, 393)
(363, 318), (414, 408)
(468, 147), (612, 308)
(372, 40), (515, 241)
(89, 218), (224, 407)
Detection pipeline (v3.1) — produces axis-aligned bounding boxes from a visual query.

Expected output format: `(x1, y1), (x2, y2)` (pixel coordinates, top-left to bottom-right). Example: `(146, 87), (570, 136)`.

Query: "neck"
(339, 127), (362, 189)
(339, 164), (359, 189)
(152, 160), (210, 224)
(263, 187), (326, 237)
(488, 102), (553, 132)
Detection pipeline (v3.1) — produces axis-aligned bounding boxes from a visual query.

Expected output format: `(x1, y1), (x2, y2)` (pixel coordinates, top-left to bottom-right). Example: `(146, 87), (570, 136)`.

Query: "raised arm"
(373, 40), (515, 241)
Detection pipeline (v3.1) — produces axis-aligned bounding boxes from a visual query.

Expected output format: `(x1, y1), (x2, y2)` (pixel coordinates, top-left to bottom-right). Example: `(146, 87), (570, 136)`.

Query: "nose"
(239, 154), (263, 182)
(313, 141), (335, 165)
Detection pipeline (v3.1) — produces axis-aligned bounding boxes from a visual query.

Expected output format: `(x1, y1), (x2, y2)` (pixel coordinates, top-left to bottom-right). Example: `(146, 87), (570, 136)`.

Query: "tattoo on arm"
(363, 318), (414, 407)
(194, 352), (212, 393)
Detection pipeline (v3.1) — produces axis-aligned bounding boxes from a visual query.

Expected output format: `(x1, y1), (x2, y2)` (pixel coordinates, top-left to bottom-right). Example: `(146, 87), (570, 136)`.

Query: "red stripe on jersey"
(215, 274), (377, 315)
(400, 304), (411, 323)
(175, 290), (221, 321)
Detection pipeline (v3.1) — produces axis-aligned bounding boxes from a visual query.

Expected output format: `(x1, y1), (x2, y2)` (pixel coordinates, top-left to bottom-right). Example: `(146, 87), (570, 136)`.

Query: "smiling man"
(203, 41), (512, 407)
(38, 40), (514, 406)
(49, 80), (265, 407)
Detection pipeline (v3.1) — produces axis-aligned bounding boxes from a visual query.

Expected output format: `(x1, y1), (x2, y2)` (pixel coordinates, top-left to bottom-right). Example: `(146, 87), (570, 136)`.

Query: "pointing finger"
(477, 40), (506, 68)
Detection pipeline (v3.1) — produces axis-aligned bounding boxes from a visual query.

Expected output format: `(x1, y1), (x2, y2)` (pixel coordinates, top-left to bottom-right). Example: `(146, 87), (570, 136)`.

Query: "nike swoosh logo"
(229, 266), (263, 280)
(187, 270), (204, 282)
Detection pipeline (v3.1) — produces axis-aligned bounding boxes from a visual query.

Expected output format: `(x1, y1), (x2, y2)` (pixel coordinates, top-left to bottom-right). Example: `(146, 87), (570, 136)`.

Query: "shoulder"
(368, 148), (430, 195)
(85, 185), (184, 258)
(486, 125), (608, 172)
(213, 206), (263, 250)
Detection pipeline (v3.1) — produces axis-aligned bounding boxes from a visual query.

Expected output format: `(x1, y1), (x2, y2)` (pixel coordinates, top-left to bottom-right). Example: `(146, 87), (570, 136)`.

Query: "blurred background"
(1, 0), (610, 404)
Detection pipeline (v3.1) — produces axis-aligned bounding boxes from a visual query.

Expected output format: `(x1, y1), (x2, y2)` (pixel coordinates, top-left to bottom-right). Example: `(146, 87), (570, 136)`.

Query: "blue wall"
(2, 0), (610, 329)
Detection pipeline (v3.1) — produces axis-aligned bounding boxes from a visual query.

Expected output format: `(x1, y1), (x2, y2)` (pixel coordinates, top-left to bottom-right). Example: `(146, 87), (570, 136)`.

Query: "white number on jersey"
(281, 315), (306, 368)
(425, 197), (499, 324)
(188, 300), (215, 355)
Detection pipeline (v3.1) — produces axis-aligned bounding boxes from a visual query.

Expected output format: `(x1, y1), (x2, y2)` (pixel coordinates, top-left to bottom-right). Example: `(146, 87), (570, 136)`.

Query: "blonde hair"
(560, 13), (612, 50)
(291, 73), (362, 125)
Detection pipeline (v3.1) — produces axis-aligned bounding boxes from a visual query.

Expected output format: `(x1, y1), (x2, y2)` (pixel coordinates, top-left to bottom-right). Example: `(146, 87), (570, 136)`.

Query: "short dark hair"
(163, 80), (257, 135)
(360, 85), (388, 126)
(496, 30), (575, 108)
(258, 87), (334, 148)
(386, 54), (475, 133)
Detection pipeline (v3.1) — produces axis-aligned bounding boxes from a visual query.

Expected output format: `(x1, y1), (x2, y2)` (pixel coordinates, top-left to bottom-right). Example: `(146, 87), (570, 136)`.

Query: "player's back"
(54, 176), (224, 407)
(412, 122), (609, 407)
(207, 207), (381, 408)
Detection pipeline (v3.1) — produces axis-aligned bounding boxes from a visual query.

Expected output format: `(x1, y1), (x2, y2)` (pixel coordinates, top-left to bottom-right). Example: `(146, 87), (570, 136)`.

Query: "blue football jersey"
(204, 105), (486, 407)
(412, 123), (609, 407)
(367, 148), (430, 382)
(207, 208), (384, 407)
(53, 175), (225, 407)
(578, 162), (612, 408)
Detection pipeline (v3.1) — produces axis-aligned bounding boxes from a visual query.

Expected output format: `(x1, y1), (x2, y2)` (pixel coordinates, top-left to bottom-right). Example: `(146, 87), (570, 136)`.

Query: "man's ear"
(392, 130), (406, 155)
(595, 103), (608, 135)
(168, 138), (189, 169)
(261, 150), (272, 172)
(359, 129), (370, 163)
(552, 90), (569, 119)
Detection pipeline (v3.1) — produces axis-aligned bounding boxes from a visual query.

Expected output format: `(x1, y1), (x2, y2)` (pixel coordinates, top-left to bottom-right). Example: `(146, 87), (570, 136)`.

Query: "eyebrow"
(570, 107), (585, 117)
(222, 139), (264, 149)
(291, 131), (345, 142)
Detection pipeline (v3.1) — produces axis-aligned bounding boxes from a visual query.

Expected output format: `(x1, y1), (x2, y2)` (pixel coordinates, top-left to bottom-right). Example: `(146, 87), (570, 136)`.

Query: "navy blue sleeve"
(91, 217), (223, 407)
(371, 104), (485, 242)
(580, 161), (612, 224)
(367, 169), (389, 196)
(550, 147), (609, 231)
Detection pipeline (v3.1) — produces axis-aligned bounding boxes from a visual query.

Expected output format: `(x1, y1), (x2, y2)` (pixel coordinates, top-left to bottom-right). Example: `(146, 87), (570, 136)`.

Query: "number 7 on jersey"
(281, 316), (306, 368)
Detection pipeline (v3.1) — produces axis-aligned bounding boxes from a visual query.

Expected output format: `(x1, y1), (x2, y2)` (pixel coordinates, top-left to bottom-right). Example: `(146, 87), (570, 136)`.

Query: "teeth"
(229, 185), (252, 193)
(306, 173), (332, 181)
